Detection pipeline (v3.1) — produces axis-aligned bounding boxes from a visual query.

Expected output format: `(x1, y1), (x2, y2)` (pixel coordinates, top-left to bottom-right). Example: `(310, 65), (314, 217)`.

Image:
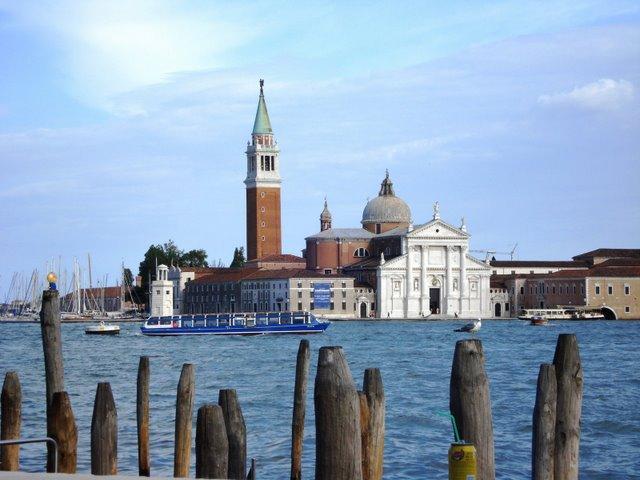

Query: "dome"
(361, 171), (411, 225)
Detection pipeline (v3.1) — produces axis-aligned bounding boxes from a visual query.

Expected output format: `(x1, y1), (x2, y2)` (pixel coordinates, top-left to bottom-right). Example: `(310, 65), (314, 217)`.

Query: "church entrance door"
(429, 288), (440, 314)
(360, 302), (367, 318)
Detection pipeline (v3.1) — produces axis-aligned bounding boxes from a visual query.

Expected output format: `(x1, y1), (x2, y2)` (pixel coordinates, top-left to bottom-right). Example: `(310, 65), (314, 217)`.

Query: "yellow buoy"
(448, 442), (477, 480)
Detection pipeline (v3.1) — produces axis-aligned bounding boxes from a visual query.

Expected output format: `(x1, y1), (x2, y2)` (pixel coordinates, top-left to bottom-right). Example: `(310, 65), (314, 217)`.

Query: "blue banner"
(313, 283), (331, 309)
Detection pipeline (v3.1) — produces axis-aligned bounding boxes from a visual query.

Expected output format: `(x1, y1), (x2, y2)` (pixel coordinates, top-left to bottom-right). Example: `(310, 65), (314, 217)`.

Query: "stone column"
(405, 243), (413, 317)
(420, 245), (427, 315)
(460, 246), (467, 314)
(446, 246), (453, 314)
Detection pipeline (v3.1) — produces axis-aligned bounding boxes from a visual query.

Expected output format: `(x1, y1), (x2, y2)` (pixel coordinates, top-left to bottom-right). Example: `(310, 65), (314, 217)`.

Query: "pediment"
(466, 255), (491, 270)
(408, 219), (469, 239)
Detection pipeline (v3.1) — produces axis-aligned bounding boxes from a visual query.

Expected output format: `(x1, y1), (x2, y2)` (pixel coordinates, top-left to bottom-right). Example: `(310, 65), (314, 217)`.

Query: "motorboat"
(529, 315), (549, 326)
(85, 321), (120, 335)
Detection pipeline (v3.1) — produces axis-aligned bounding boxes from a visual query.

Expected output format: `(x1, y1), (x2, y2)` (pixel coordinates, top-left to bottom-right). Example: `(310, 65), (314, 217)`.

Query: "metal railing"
(0, 437), (58, 472)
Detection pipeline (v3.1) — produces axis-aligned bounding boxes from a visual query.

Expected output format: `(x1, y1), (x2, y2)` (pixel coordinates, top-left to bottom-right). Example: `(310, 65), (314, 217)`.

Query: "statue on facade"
(433, 201), (440, 219)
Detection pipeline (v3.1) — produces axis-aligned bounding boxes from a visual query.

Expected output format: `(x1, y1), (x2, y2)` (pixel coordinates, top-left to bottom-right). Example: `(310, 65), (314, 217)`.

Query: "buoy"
(448, 442), (477, 480)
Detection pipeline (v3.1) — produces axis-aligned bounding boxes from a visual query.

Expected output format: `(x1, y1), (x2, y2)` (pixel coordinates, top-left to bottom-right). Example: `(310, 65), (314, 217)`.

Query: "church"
(304, 173), (492, 318)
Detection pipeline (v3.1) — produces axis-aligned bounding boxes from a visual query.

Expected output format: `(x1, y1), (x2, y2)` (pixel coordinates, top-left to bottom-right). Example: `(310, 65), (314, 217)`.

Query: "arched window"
(354, 248), (369, 258)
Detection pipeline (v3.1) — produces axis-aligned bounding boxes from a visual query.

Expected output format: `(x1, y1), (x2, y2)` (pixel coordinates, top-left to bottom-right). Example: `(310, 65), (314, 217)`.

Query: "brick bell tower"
(244, 80), (282, 261)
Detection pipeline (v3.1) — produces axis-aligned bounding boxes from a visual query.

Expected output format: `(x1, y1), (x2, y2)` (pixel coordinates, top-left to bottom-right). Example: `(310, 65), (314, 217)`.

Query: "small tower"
(150, 264), (173, 317)
(244, 79), (282, 261)
(320, 197), (332, 231)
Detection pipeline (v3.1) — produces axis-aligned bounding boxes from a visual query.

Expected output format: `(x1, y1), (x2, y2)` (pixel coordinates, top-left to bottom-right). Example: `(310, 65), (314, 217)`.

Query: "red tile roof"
(190, 268), (259, 284)
(573, 248), (640, 260)
(549, 266), (640, 278)
(247, 254), (305, 263)
(490, 260), (587, 268)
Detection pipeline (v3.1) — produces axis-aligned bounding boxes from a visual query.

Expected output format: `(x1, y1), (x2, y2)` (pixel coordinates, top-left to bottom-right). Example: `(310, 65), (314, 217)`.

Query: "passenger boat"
(140, 311), (330, 336)
(518, 307), (604, 321)
(85, 321), (120, 335)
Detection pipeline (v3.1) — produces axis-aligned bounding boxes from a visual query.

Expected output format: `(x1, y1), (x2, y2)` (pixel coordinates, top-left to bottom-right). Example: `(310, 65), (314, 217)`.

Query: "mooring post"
(532, 364), (556, 480)
(91, 382), (117, 475)
(362, 368), (384, 480)
(247, 457), (256, 480)
(137, 356), (150, 476)
(450, 339), (495, 480)
(195, 404), (229, 479)
(174, 363), (195, 478)
(48, 391), (77, 473)
(553, 334), (583, 480)
(358, 392), (371, 480)
(290, 339), (310, 480)
(0, 372), (21, 471)
(219, 389), (247, 480)
(314, 346), (363, 480)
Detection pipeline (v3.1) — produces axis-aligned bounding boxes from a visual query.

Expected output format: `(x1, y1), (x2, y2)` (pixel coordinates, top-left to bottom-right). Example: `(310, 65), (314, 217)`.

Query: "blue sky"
(1, 1), (639, 293)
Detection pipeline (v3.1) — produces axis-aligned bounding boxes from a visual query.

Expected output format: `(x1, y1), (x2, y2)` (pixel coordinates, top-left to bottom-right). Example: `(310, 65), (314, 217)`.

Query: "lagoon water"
(1, 319), (639, 479)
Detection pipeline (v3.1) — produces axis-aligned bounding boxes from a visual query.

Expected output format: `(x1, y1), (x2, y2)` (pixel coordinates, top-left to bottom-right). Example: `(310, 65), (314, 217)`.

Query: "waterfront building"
(492, 249), (640, 319)
(490, 259), (588, 275)
(245, 80), (282, 261)
(168, 265), (227, 315)
(150, 264), (173, 317)
(305, 172), (492, 318)
(489, 278), (511, 317)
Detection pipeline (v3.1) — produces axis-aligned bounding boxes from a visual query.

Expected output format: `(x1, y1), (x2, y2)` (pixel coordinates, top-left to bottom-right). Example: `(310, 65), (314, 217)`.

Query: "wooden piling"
(450, 339), (495, 480)
(48, 391), (77, 473)
(174, 363), (195, 478)
(219, 389), (247, 480)
(247, 458), (256, 480)
(0, 372), (21, 471)
(553, 334), (583, 480)
(358, 392), (371, 480)
(40, 289), (65, 409)
(91, 382), (117, 475)
(195, 404), (228, 479)
(314, 346), (363, 480)
(532, 364), (556, 480)
(290, 339), (310, 480)
(362, 368), (384, 480)
(137, 356), (150, 476)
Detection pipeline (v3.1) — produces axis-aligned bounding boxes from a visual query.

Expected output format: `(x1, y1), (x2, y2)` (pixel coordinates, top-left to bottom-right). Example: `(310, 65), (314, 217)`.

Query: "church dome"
(361, 171), (411, 226)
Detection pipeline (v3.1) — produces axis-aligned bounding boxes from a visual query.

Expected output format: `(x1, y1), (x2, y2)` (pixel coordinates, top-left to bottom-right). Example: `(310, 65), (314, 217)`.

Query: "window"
(511, 270), (516, 274)
(393, 281), (401, 292)
(530, 270), (534, 274)
(581, 285), (585, 295)
(310, 302), (314, 310)
(260, 191), (266, 198)
(166, 290), (170, 295)
(573, 285), (576, 294)
(260, 156), (264, 170)
(261, 236), (265, 241)
(375, 224), (381, 234)
(297, 291), (302, 298)
(156, 290), (160, 295)
(297, 281), (302, 288)
(341, 290), (346, 298)
(608, 285), (613, 295)
(261, 221), (266, 227)
(625, 306), (630, 313)
(330, 302), (334, 311)
(261, 206), (266, 213)
(324, 269), (332, 274)
(354, 247), (369, 258)
(342, 301), (347, 310)
(505, 303), (510, 311)
(342, 281), (347, 288)
(298, 302), (302, 310)
(371, 302), (375, 311)
(595, 285), (600, 295)
(625, 285), (630, 295)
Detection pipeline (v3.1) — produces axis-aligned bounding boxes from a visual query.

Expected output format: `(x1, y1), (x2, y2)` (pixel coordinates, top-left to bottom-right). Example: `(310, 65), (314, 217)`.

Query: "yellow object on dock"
(448, 442), (477, 480)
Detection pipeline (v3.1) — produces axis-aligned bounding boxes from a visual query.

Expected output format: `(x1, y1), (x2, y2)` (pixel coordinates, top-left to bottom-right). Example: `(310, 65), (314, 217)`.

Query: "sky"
(0, 0), (639, 295)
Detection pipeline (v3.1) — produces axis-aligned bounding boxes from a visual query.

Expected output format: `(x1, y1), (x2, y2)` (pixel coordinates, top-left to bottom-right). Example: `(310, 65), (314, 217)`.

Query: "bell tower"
(244, 80), (282, 261)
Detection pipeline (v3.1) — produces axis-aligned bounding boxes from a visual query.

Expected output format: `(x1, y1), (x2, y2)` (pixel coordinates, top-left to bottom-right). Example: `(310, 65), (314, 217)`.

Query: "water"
(1, 319), (639, 479)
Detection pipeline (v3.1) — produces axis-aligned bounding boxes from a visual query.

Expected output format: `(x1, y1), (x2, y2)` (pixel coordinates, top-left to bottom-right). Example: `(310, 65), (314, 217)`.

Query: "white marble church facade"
(377, 208), (491, 319)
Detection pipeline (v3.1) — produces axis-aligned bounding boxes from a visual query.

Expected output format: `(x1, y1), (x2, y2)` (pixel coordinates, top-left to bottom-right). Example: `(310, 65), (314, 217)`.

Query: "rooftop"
(490, 260), (588, 268)
(573, 248), (640, 259)
(306, 228), (375, 240)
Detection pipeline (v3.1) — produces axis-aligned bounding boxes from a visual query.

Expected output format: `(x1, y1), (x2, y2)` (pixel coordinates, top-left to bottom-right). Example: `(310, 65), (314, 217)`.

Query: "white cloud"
(538, 78), (635, 110)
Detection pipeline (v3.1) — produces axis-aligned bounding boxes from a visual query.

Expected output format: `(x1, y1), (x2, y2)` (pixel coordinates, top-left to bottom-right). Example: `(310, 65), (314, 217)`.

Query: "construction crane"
(470, 243), (518, 263)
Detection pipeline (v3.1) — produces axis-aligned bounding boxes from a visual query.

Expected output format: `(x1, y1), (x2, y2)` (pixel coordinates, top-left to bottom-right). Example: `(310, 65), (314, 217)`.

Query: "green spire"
(252, 79), (273, 135)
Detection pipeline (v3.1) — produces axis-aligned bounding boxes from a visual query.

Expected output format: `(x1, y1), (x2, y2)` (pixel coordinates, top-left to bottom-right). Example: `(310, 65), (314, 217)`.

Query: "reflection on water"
(1, 319), (639, 479)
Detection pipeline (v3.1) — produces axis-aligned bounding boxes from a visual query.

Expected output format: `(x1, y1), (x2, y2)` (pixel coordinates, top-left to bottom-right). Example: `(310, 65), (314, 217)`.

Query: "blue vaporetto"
(140, 311), (330, 336)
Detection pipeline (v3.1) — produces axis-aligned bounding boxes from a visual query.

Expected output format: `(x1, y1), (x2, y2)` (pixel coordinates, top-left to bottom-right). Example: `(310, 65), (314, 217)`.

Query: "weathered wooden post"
(219, 389), (247, 480)
(174, 363), (195, 478)
(358, 392), (371, 480)
(247, 457), (256, 480)
(195, 404), (229, 479)
(290, 339), (310, 480)
(40, 289), (65, 469)
(40, 289), (65, 408)
(48, 392), (77, 473)
(314, 346), (363, 480)
(362, 368), (384, 480)
(532, 364), (556, 480)
(450, 339), (495, 480)
(0, 372), (21, 471)
(553, 334), (583, 480)
(137, 356), (150, 476)
(91, 382), (117, 475)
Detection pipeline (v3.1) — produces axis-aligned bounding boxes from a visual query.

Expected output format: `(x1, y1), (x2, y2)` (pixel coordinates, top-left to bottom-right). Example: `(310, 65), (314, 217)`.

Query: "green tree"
(230, 247), (246, 268)
(137, 240), (210, 307)
(123, 268), (134, 287)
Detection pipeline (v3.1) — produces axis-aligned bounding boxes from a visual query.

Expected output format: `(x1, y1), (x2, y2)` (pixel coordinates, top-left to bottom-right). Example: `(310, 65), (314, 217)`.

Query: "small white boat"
(85, 321), (120, 335)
